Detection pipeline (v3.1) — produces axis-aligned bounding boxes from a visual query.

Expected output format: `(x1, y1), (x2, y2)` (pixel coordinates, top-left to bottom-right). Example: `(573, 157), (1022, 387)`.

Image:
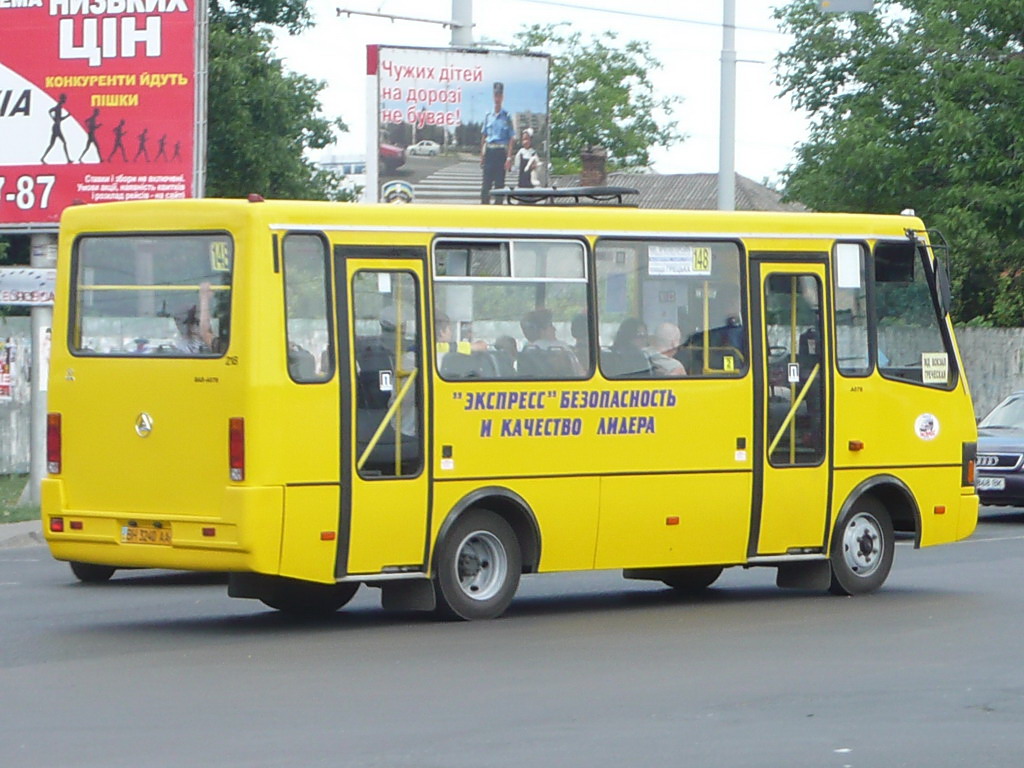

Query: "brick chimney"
(580, 146), (607, 187)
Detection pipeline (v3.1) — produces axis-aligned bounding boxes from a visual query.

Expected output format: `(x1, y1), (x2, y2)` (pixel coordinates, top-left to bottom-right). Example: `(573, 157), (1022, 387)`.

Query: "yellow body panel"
(43, 199), (978, 590)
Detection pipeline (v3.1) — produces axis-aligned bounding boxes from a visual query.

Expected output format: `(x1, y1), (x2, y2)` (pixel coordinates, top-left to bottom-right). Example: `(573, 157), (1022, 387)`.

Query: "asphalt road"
(3, 509), (1024, 768)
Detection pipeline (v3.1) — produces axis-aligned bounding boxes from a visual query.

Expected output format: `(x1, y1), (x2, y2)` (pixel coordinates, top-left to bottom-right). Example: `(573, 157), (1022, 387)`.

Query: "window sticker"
(922, 353), (948, 384)
(648, 245), (712, 276)
(836, 243), (862, 289)
(210, 241), (231, 272)
(914, 413), (939, 441)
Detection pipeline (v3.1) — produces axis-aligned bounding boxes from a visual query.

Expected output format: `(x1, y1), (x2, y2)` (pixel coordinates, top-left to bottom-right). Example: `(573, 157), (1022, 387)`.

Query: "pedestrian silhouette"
(108, 119), (128, 162)
(154, 133), (168, 161)
(133, 128), (150, 162)
(41, 93), (74, 164)
(78, 108), (103, 163)
(171, 141), (182, 161)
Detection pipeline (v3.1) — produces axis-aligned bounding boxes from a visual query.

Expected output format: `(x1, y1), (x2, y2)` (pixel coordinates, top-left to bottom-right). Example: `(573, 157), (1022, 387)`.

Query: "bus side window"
(595, 239), (746, 378)
(282, 234), (333, 383)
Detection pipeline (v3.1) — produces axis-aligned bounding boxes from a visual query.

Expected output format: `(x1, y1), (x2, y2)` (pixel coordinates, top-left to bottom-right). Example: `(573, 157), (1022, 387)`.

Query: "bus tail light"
(229, 417), (245, 481)
(47, 413), (62, 474)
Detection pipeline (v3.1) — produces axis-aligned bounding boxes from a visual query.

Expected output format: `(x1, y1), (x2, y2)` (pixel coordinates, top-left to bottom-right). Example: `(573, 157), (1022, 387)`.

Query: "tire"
(828, 496), (894, 596)
(661, 565), (723, 594)
(434, 510), (521, 620)
(69, 561), (116, 583)
(259, 579), (360, 616)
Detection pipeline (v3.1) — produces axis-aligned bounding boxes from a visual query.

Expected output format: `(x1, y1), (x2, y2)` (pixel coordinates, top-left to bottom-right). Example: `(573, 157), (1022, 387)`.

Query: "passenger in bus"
(517, 308), (583, 377)
(493, 335), (518, 377)
(435, 313), (490, 378)
(646, 322), (686, 377)
(603, 318), (652, 377)
(174, 281), (214, 354)
(571, 312), (590, 372)
(288, 342), (317, 380)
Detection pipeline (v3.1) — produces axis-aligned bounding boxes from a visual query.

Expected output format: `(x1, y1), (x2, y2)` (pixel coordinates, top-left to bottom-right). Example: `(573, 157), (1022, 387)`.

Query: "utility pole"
(23, 233), (56, 505)
(717, 0), (736, 211)
(451, 0), (473, 46)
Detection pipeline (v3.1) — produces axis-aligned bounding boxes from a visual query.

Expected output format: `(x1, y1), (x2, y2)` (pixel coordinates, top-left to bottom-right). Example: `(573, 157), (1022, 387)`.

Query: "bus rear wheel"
(662, 565), (723, 593)
(828, 496), (894, 596)
(259, 580), (360, 616)
(434, 510), (521, 621)
(69, 561), (116, 583)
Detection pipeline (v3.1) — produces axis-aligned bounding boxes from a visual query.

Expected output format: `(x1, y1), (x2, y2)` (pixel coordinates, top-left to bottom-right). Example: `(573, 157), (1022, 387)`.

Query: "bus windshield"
(71, 233), (232, 357)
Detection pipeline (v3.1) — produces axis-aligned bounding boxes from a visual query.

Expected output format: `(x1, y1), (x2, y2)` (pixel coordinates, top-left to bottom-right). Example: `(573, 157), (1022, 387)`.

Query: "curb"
(0, 520), (44, 549)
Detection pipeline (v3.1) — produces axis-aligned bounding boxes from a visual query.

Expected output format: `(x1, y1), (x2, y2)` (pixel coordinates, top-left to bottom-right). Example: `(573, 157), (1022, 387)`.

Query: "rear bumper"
(42, 479), (283, 573)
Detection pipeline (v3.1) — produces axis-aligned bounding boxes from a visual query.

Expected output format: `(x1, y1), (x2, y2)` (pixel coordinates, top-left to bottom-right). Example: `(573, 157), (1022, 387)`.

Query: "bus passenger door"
(750, 261), (831, 556)
(337, 251), (431, 577)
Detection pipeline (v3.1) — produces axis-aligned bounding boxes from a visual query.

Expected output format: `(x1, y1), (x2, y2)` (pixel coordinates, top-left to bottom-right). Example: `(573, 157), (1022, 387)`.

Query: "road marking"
(960, 534), (1024, 544)
(0, 582), (21, 586)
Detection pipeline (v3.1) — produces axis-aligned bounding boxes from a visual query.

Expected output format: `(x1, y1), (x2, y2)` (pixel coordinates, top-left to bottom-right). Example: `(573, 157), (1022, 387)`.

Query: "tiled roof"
(549, 171), (806, 212)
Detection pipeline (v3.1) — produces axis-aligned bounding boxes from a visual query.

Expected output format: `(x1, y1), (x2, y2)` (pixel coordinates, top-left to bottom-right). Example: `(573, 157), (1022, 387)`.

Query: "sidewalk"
(0, 519), (44, 549)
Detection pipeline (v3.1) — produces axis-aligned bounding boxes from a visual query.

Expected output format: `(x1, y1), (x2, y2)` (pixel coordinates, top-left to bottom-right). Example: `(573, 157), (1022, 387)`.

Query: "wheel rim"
(454, 530), (508, 601)
(841, 512), (884, 578)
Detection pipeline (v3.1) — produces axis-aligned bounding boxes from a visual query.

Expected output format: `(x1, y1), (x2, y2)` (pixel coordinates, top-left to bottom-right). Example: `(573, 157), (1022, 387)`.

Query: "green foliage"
(775, 0), (1024, 325)
(206, 22), (350, 200)
(210, 0), (311, 34)
(514, 24), (683, 171)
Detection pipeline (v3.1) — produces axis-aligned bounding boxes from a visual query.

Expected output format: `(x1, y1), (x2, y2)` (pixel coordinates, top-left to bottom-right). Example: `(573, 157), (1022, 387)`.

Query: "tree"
(514, 24), (683, 172)
(775, 0), (1024, 324)
(205, 2), (349, 200)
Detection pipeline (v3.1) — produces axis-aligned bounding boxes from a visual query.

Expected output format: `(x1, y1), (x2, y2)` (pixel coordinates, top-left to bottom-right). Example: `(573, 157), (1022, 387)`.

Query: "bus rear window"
(71, 234), (232, 357)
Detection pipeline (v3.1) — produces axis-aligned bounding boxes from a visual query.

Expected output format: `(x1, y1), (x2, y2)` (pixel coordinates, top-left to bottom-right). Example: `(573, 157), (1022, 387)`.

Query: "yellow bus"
(43, 196), (978, 619)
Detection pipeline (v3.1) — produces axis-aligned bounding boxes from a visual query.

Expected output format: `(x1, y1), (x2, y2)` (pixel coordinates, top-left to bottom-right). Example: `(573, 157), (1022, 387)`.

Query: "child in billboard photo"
(514, 128), (540, 188)
(479, 81), (515, 203)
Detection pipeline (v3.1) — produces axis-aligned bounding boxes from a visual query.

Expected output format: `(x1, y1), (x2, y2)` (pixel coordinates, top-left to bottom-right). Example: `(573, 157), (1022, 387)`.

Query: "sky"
(274, 0), (811, 184)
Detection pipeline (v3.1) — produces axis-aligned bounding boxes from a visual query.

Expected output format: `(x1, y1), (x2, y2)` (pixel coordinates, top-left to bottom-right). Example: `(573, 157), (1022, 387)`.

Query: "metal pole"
(22, 233), (56, 506)
(717, 0), (736, 211)
(451, 0), (473, 46)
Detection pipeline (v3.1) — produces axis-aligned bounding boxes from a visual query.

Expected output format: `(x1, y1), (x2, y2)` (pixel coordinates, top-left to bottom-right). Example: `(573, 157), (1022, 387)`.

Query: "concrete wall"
(957, 327), (1024, 419)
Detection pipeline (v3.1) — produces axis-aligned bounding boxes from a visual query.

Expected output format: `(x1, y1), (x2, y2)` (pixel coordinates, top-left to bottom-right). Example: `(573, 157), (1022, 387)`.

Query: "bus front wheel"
(828, 496), (894, 596)
(434, 510), (521, 621)
(69, 561), (116, 583)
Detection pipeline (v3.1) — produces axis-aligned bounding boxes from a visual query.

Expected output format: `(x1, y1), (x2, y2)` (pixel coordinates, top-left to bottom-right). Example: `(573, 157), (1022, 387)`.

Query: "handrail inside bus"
(767, 363), (820, 456)
(356, 368), (419, 472)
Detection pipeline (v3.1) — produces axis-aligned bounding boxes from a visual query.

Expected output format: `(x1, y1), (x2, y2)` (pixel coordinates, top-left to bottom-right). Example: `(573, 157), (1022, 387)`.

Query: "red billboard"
(0, 0), (201, 230)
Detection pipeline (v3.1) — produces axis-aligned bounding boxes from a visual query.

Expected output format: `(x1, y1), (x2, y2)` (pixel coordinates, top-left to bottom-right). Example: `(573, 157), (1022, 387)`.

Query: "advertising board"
(0, 0), (204, 230)
(368, 45), (549, 205)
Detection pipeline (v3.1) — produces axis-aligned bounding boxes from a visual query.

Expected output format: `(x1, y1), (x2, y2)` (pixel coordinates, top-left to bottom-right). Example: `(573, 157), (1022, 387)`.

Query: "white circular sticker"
(915, 413), (939, 441)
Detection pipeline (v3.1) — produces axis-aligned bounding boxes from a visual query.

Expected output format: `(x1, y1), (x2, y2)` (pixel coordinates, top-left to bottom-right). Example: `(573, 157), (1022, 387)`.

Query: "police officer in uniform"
(479, 82), (515, 204)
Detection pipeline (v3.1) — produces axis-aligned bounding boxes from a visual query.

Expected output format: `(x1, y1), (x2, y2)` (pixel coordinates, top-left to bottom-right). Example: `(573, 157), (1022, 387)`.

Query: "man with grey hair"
(647, 322), (686, 377)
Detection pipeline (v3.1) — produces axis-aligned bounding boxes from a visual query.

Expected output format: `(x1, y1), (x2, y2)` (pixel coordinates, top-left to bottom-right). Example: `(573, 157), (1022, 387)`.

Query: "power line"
(508, 0), (783, 35)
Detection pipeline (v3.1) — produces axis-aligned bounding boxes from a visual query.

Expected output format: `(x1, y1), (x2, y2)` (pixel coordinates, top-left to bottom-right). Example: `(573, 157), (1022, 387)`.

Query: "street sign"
(0, 267), (56, 306)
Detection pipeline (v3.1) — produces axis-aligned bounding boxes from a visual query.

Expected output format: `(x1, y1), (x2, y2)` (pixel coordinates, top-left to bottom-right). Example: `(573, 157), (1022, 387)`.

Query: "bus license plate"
(121, 525), (172, 545)
(977, 477), (1005, 492)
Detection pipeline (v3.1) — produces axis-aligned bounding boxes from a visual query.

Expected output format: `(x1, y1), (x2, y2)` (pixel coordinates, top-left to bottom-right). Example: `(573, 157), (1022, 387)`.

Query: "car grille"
(977, 453), (1023, 471)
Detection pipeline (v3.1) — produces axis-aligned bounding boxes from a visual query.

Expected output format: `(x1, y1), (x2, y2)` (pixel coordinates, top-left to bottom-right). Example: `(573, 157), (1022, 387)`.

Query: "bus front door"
(338, 252), (431, 577)
(750, 260), (831, 556)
